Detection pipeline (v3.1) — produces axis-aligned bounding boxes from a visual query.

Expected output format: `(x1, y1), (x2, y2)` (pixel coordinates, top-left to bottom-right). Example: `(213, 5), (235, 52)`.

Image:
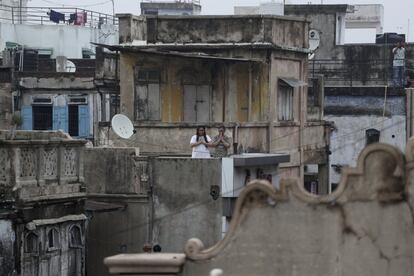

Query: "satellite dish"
(111, 114), (135, 139)
(65, 60), (76, 72)
(309, 29), (320, 52)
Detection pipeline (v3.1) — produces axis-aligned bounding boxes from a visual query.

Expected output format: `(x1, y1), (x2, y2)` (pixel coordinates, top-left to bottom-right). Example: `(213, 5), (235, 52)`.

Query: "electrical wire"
(85, 113), (411, 246)
(38, 0), (112, 8)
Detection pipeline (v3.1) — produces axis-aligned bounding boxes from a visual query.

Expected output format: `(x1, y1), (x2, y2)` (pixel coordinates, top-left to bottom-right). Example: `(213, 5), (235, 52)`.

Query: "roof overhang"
(93, 42), (310, 57)
(280, 78), (307, 87)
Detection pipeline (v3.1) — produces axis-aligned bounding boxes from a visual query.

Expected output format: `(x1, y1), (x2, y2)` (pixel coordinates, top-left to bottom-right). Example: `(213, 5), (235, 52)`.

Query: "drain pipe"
(233, 124), (239, 154)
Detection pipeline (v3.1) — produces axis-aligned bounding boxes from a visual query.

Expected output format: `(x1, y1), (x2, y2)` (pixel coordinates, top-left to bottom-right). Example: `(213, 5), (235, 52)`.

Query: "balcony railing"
(310, 58), (413, 87)
(141, 0), (201, 4)
(0, 4), (118, 28)
(0, 131), (86, 201)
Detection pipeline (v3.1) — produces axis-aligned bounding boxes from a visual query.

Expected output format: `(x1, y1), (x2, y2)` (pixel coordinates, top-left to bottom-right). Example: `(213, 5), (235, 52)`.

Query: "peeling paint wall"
(119, 51), (270, 123)
(119, 15), (308, 49)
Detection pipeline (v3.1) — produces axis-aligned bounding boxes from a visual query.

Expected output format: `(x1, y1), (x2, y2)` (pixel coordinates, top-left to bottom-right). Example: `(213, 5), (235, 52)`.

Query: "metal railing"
(309, 58), (412, 86)
(0, 4), (117, 28)
(141, 0), (201, 4)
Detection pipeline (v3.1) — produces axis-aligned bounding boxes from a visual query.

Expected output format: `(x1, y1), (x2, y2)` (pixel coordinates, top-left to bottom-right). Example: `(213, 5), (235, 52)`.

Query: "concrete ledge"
(104, 253), (186, 274)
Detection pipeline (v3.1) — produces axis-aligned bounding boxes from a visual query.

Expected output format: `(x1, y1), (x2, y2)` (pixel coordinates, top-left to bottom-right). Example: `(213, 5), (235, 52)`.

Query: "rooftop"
(0, 4), (118, 28)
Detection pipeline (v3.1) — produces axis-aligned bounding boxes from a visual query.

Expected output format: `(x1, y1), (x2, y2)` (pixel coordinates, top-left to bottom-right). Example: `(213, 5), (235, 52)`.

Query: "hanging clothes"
(74, 12), (87, 26)
(49, 10), (65, 23)
(69, 13), (77, 24)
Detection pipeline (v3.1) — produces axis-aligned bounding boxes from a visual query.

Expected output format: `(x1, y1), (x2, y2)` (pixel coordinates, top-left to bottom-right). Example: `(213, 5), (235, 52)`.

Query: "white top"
(190, 135), (211, 158)
(393, 47), (405, 67)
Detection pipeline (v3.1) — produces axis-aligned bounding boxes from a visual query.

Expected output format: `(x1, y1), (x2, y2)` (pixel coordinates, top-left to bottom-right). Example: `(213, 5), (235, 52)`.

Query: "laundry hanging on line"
(69, 12), (87, 26)
(49, 10), (65, 23)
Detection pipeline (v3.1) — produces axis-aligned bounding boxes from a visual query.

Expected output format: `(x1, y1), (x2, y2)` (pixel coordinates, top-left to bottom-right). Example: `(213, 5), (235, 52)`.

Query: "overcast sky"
(28, 0), (414, 42)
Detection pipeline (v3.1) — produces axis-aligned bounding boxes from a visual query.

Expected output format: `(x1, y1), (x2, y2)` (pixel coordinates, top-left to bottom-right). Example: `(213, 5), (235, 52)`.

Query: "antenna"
(111, 114), (135, 139)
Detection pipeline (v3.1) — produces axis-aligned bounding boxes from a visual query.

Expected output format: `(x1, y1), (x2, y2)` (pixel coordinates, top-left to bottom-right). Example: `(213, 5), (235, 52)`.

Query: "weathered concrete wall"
(85, 154), (222, 274)
(84, 147), (149, 276)
(0, 220), (14, 276)
(118, 51), (269, 123)
(327, 115), (405, 186)
(325, 90), (406, 187)
(86, 198), (149, 276)
(104, 141), (414, 275)
(84, 147), (142, 194)
(285, 4), (349, 55)
(0, 132), (86, 202)
(309, 42), (414, 87)
(151, 158), (222, 252)
(0, 82), (12, 130)
(118, 15), (308, 49)
(19, 76), (95, 90)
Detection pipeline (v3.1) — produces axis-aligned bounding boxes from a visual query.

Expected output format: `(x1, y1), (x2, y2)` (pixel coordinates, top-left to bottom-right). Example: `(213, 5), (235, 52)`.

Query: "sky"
(28, 0), (414, 42)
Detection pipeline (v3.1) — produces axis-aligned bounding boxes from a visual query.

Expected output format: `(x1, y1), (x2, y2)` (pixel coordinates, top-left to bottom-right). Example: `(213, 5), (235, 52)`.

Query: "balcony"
(0, 4), (117, 27)
(0, 130), (86, 202)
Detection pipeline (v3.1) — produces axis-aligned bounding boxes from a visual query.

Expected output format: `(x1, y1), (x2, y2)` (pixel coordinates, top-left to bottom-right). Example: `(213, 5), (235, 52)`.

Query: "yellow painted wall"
(120, 52), (269, 123)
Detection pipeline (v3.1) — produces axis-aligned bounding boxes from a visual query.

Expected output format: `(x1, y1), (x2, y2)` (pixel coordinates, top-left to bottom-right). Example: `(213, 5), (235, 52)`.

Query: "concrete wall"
(84, 149), (223, 274)
(325, 91), (406, 187)
(84, 147), (149, 276)
(84, 147), (142, 194)
(86, 198), (149, 276)
(0, 22), (117, 58)
(118, 14), (308, 49)
(104, 141), (414, 275)
(0, 81), (12, 130)
(284, 4), (350, 55)
(345, 4), (384, 34)
(327, 115), (405, 186)
(151, 158), (222, 252)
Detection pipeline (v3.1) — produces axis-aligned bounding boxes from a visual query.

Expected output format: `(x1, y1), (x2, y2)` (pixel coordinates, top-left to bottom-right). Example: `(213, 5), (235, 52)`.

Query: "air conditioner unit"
(221, 153), (290, 198)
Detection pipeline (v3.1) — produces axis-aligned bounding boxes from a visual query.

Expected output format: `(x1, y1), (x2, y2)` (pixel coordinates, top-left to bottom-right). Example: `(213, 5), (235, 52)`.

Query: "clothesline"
(48, 9), (87, 25)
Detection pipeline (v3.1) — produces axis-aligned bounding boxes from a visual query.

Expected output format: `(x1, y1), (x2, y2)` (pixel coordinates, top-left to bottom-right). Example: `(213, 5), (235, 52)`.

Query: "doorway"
(68, 105), (79, 137)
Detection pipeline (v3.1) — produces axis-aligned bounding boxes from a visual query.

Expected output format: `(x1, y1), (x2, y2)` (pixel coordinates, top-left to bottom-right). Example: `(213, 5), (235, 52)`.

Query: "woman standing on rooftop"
(190, 126), (212, 158)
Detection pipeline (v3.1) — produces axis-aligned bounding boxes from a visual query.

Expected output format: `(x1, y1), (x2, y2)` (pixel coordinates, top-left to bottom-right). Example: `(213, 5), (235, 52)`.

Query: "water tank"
(375, 33), (405, 44)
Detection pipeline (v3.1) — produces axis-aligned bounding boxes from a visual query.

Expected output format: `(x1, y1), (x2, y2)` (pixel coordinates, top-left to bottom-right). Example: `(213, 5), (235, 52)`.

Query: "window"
(366, 128), (380, 145)
(33, 105), (53, 130)
(134, 69), (161, 121)
(69, 225), (82, 247)
(183, 85), (211, 122)
(25, 232), (38, 253)
(47, 228), (60, 250)
(37, 48), (53, 59)
(278, 81), (294, 121)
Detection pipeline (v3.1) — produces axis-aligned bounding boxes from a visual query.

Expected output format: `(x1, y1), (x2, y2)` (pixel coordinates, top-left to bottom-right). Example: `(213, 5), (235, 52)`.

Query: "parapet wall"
(105, 139), (414, 275)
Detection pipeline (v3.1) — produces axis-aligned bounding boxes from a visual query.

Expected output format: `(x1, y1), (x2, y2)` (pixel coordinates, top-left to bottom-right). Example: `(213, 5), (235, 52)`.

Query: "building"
(282, 4), (412, 191)
(97, 14), (331, 191)
(103, 139), (414, 275)
(2, 52), (98, 139)
(0, 130), (86, 276)
(140, 0), (201, 16)
(0, 4), (119, 138)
